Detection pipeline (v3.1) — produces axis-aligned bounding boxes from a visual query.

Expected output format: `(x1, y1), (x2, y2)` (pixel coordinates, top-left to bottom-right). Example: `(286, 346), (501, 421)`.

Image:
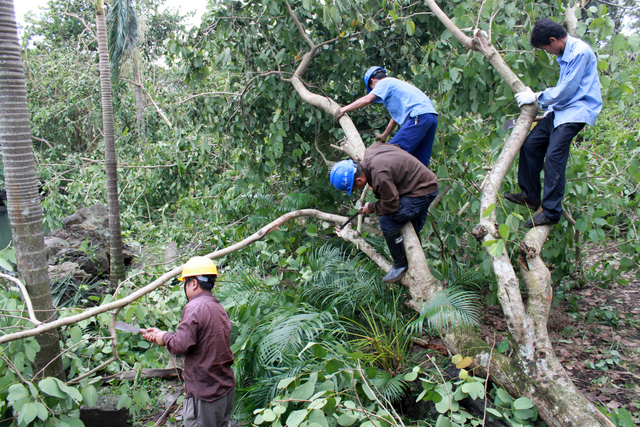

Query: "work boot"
(382, 227), (408, 283)
(523, 212), (559, 228)
(504, 193), (540, 211)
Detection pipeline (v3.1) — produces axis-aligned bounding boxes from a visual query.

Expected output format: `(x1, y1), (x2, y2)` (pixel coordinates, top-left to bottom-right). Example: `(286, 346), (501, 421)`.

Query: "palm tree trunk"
(95, 0), (126, 286)
(0, 0), (65, 380)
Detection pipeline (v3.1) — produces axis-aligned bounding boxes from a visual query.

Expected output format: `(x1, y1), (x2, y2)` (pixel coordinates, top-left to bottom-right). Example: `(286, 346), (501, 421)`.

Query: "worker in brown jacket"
(142, 257), (235, 427)
(330, 143), (439, 283)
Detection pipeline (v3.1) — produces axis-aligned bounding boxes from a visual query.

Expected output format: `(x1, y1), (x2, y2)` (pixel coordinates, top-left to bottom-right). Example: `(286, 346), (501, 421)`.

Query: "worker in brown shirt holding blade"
(142, 257), (235, 427)
(330, 142), (439, 283)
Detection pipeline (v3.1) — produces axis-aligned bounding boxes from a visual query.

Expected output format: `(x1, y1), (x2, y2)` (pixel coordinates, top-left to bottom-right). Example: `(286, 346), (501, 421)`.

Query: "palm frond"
(257, 311), (340, 366)
(379, 374), (410, 403)
(106, 0), (138, 81)
(407, 287), (482, 336)
(278, 192), (318, 212)
(216, 272), (282, 309)
(301, 243), (397, 317)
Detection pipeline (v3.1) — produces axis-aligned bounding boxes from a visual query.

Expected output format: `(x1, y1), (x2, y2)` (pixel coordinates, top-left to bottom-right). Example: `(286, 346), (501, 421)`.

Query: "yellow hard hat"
(178, 256), (218, 281)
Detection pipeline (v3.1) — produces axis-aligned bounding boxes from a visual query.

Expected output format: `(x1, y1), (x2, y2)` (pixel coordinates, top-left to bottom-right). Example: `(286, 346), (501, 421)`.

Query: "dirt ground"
(477, 277), (640, 419)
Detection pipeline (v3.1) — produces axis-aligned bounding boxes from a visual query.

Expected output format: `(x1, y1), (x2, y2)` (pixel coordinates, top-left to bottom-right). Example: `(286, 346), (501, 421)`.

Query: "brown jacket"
(361, 143), (438, 215)
(164, 292), (235, 401)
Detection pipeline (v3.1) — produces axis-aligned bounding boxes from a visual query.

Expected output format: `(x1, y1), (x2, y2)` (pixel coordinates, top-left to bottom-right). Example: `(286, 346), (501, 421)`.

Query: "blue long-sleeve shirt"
(537, 35), (602, 128)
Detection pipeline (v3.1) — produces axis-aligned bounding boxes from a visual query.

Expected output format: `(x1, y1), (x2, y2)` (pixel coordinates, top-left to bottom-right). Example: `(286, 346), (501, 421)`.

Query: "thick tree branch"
(0, 210), (358, 345)
(285, 3), (365, 161)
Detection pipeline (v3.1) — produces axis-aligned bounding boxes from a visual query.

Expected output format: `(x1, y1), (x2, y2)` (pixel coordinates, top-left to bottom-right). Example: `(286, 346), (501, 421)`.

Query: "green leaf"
(461, 382), (484, 400)
(336, 412), (358, 426)
(513, 396), (533, 410)
(629, 34), (639, 51)
(70, 326), (83, 345)
(278, 377), (297, 389)
(435, 415), (452, 427)
(81, 385), (98, 408)
(57, 381), (82, 403)
(362, 383), (376, 401)
(18, 402), (39, 425)
(60, 416), (85, 427)
(489, 240), (505, 257)
(435, 396), (450, 413)
(263, 409), (277, 422)
(514, 408), (534, 419)
(404, 371), (418, 382)
(286, 409), (309, 427)
(8, 384), (30, 402)
(498, 224), (510, 240)
(482, 204), (495, 218)
(35, 402), (48, 421)
(496, 388), (512, 404)
(617, 408), (635, 427)
(405, 19), (415, 36)
(309, 409), (329, 427)
(497, 340), (509, 353)
(290, 380), (315, 400)
(329, 6), (342, 24)
(0, 258), (14, 271)
(486, 408), (502, 418)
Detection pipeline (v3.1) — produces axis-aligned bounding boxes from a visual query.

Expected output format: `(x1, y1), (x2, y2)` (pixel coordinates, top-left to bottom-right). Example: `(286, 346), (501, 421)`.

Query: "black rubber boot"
(382, 227), (408, 283)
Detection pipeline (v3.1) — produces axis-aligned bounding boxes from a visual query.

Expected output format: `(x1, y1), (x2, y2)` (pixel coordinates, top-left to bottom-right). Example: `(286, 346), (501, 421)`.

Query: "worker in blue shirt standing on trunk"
(334, 67), (439, 168)
(505, 18), (602, 228)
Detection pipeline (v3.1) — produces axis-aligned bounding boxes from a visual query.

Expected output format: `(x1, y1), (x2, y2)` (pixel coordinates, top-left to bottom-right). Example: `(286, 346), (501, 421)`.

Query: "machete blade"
(115, 321), (141, 334)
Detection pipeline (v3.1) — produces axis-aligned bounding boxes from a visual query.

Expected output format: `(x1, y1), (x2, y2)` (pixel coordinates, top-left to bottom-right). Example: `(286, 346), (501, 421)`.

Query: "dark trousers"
(183, 388), (235, 427)
(518, 113), (585, 221)
(378, 190), (439, 234)
(389, 113), (438, 167)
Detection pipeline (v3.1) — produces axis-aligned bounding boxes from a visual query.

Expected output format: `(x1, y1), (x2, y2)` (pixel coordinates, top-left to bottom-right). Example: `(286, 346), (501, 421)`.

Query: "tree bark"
(0, 0), (65, 380)
(95, 0), (126, 286)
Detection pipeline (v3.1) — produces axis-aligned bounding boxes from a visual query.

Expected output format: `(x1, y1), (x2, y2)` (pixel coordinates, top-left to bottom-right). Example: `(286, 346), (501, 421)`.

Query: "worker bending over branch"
(335, 66), (439, 167)
(331, 143), (439, 283)
(142, 257), (236, 427)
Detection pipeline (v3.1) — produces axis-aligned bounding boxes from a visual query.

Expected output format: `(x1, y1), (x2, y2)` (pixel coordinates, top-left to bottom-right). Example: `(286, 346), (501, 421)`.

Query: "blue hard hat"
(364, 66), (386, 93)
(330, 160), (356, 196)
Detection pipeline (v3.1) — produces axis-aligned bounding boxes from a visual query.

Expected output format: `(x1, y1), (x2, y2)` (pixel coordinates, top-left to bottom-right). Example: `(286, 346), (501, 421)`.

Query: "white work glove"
(515, 87), (537, 107)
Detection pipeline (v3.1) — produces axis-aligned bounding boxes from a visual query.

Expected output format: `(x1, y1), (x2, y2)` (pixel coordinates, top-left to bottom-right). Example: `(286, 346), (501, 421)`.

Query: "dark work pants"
(183, 387), (235, 427)
(389, 113), (438, 167)
(378, 190), (439, 234)
(518, 113), (585, 221)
